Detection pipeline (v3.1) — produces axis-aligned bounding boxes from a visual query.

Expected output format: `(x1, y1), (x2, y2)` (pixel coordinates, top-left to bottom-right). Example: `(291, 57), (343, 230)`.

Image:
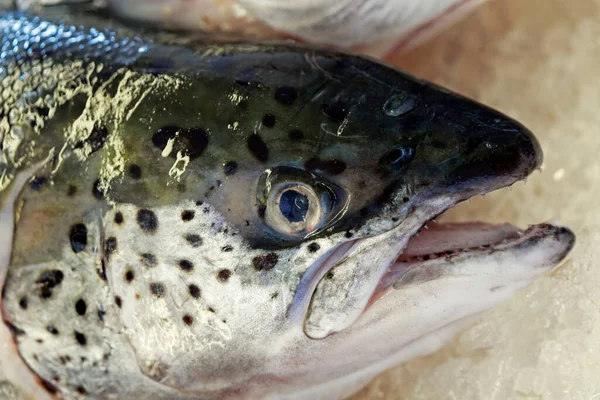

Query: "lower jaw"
(368, 219), (574, 307)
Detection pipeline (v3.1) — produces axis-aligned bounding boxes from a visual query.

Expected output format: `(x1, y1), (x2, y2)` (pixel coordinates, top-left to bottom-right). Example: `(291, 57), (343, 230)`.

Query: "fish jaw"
(279, 223), (575, 400)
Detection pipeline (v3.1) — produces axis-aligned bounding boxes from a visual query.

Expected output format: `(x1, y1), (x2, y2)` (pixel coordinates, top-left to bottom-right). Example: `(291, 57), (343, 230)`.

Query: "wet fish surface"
(0, 7), (575, 400)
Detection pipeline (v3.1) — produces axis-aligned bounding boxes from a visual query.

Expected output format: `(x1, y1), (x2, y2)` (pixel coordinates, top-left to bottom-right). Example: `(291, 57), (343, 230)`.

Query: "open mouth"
(369, 219), (575, 307)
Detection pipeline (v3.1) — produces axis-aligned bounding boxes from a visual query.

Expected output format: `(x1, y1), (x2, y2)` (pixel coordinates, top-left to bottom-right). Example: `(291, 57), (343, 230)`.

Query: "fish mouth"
(369, 220), (575, 307)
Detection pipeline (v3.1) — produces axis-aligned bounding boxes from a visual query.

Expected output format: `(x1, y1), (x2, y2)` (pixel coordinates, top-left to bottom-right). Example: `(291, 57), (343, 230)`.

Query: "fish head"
(1, 40), (574, 400)
(100, 48), (569, 398)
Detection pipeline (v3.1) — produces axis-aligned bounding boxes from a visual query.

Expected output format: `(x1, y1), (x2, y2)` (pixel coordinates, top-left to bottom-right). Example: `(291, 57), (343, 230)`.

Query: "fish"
(0, 8), (575, 400)
(15, 0), (488, 57)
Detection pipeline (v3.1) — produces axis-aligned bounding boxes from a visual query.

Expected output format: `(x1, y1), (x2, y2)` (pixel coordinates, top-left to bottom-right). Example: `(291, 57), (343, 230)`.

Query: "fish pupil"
(279, 190), (309, 223)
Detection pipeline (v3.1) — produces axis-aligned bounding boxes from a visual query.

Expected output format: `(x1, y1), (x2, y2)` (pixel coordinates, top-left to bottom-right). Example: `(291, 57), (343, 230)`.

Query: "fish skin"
(0, 9), (571, 400)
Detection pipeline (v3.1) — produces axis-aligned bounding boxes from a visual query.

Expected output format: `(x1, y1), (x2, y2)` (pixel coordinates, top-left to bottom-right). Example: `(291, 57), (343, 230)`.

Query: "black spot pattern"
(29, 176), (47, 190)
(307, 243), (320, 253)
(75, 299), (87, 316)
(217, 269), (232, 282)
(152, 125), (209, 160)
(74, 125), (109, 154)
(188, 284), (201, 298)
(181, 210), (195, 222)
(137, 209), (158, 233)
(46, 325), (59, 335)
(92, 179), (105, 200)
(115, 296), (122, 308)
(150, 282), (165, 297)
(184, 234), (202, 248)
(274, 86), (297, 105)
(141, 253), (157, 267)
(221, 245), (233, 252)
(67, 185), (77, 197)
(252, 253), (278, 271)
(247, 134), (269, 162)
(114, 212), (124, 224)
(223, 161), (237, 176)
(182, 315), (194, 326)
(105, 237), (117, 254)
(129, 164), (142, 180)
(36, 270), (64, 299)
(74, 331), (87, 346)
(19, 296), (28, 310)
(322, 102), (348, 123)
(69, 223), (88, 253)
(262, 114), (276, 128)
(124, 269), (135, 283)
(179, 260), (194, 272)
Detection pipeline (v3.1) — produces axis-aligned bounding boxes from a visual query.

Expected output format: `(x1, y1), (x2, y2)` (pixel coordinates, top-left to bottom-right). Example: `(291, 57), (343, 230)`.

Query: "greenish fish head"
(92, 47), (570, 398)
(1, 31), (575, 400)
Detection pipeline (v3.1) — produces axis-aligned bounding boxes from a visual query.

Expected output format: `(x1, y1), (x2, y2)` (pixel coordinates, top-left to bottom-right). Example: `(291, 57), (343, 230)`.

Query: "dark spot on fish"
(184, 234), (202, 247)
(344, 231), (354, 238)
(288, 129), (304, 141)
(74, 331), (87, 346)
(29, 176), (47, 190)
(35, 106), (50, 117)
(114, 212), (124, 225)
(208, 307), (215, 313)
(67, 185), (77, 197)
(150, 282), (165, 297)
(270, 292), (279, 300)
(217, 269), (232, 282)
(182, 315), (194, 326)
(203, 207), (210, 213)
(248, 134), (269, 162)
(129, 164), (142, 180)
(46, 325), (59, 335)
(305, 158), (346, 175)
(74, 125), (109, 154)
(223, 161), (238, 176)
(36, 339), (43, 344)
(75, 299), (87, 316)
(189, 284), (201, 298)
(105, 237), (117, 254)
(274, 86), (297, 105)
(179, 260), (194, 272)
(36, 270), (64, 299)
(252, 253), (278, 271)
(97, 260), (107, 281)
(258, 205), (266, 218)
(403, 197), (410, 203)
(115, 296), (122, 308)
(181, 210), (195, 222)
(97, 308), (106, 322)
(152, 125), (209, 160)
(307, 243), (320, 253)
(326, 271), (334, 279)
(39, 378), (59, 395)
(322, 102), (348, 123)
(92, 179), (104, 200)
(18, 296), (28, 310)
(221, 245), (233, 252)
(70, 223), (88, 253)
(124, 269), (135, 283)
(137, 209), (158, 233)
(262, 114), (276, 128)
(76, 386), (87, 395)
(141, 253), (157, 267)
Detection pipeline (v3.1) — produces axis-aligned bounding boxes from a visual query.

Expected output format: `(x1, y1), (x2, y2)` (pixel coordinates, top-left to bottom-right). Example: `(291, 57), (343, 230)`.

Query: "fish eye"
(257, 167), (344, 239)
(265, 183), (331, 236)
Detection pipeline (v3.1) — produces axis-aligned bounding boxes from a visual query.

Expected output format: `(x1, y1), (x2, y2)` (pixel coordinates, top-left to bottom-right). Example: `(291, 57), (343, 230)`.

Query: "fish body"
(0, 10), (574, 400)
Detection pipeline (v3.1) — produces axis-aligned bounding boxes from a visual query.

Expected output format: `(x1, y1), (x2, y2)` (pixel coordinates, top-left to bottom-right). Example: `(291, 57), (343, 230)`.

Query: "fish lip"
(371, 222), (576, 304)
